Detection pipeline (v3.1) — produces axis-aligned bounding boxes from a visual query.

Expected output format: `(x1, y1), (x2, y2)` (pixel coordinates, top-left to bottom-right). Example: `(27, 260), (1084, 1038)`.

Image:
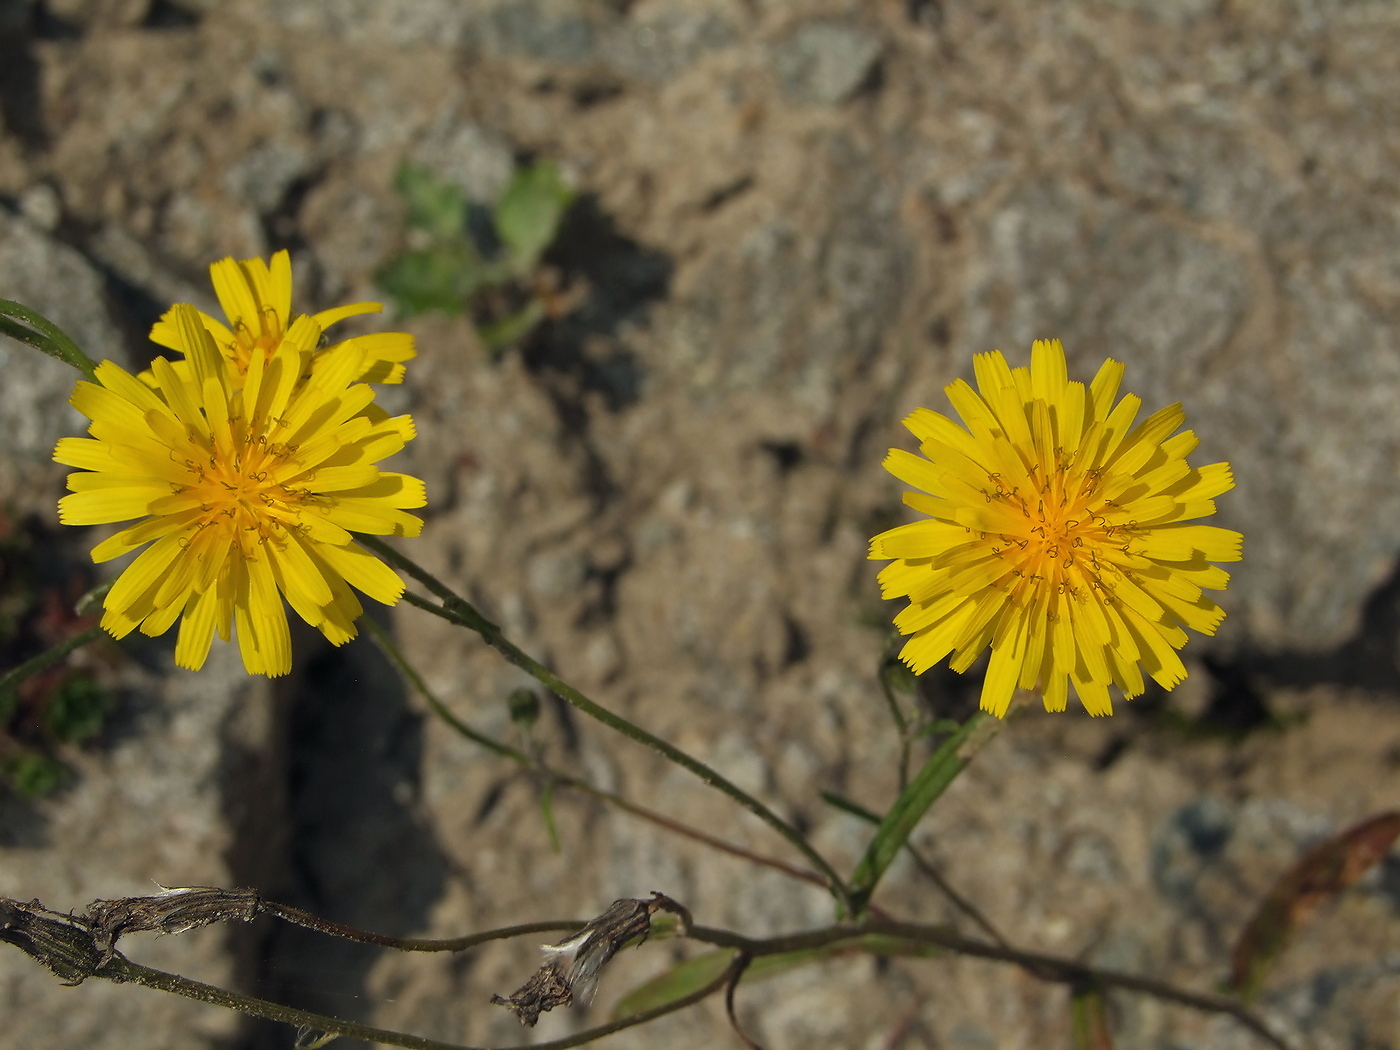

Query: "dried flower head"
(869, 339), (1241, 717)
(149, 249), (414, 385)
(54, 304), (425, 677)
(492, 893), (688, 1027)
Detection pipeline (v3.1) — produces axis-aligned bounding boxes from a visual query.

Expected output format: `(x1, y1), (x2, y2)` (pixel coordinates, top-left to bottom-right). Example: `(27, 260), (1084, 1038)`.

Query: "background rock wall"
(1, 2), (1399, 1048)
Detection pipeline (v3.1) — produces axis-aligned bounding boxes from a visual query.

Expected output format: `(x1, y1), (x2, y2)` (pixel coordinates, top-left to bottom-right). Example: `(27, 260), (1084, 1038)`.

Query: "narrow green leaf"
(846, 711), (1005, 914)
(539, 779), (561, 853)
(613, 950), (733, 1018)
(614, 935), (944, 1020)
(476, 298), (545, 351)
(494, 162), (574, 275)
(0, 299), (99, 381)
(1071, 985), (1114, 1050)
(1229, 810), (1400, 1001)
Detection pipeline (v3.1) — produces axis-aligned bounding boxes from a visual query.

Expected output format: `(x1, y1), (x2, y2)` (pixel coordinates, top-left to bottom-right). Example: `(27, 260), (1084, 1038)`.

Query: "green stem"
(365, 614), (832, 891)
(846, 711), (1006, 915)
(0, 299), (99, 382)
(364, 537), (852, 911)
(0, 626), (103, 701)
(821, 790), (1009, 947)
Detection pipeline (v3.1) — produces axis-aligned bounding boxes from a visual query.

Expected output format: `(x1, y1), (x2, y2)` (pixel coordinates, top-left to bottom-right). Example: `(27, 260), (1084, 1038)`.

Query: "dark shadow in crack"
(226, 611), (449, 1050)
(522, 192), (671, 405)
(514, 192), (671, 510)
(0, 7), (49, 150)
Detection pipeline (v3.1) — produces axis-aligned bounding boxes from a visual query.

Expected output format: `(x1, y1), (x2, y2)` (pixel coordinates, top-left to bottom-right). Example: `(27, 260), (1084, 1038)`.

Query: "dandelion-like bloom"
(54, 304), (425, 677)
(149, 249), (414, 385)
(869, 339), (1241, 717)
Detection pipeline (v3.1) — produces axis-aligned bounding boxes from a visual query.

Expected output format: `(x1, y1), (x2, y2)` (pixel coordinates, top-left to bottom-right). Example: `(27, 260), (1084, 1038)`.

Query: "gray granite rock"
(0, 208), (125, 487)
(0, 645), (278, 1050)
(960, 171), (1400, 650)
(771, 20), (882, 106)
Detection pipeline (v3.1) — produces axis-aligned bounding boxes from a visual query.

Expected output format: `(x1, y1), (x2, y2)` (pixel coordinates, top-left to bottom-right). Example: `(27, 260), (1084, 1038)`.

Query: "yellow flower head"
(869, 339), (1241, 718)
(149, 249), (415, 385)
(54, 304), (426, 677)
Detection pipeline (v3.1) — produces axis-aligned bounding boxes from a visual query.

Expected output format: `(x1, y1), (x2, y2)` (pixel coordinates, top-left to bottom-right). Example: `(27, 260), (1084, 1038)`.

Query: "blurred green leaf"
(4, 751), (66, 797)
(1229, 810), (1400, 1001)
(614, 950), (732, 1018)
(494, 161), (574, 274)
(394, 163), (467, 240)
(539, 779), (561, 854)
(847, 712), (1005, 915)
(1071, 985), (1114, 1049)
(375, 246), (486, 316)
(613, 935), (944, 1019)
(45, 672), (108, 744)
(476, 299), (546, 351)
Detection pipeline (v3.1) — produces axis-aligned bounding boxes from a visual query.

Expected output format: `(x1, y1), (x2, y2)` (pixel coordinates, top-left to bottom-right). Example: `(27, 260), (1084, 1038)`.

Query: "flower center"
(983, 460), (1124, 596)
(223, 317), (285, 376)
(179, 437), (309, 556)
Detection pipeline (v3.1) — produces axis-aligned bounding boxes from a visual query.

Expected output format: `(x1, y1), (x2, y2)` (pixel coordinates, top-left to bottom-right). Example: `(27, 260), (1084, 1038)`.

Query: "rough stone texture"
(1, 3), (1400, 1050)
(0, 207), (124, 511)
(0, 644), (279, 1050)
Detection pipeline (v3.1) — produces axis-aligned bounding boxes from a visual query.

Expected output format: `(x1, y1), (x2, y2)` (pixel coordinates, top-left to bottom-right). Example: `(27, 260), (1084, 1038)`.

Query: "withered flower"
(492, 892), (688, 1027)
(86, 886), (261, 967)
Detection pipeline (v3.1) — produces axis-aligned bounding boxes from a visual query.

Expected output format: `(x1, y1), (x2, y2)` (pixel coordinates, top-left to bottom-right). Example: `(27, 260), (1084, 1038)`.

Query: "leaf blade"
(846, 711), (1005, 913)
(1229, 810), (1400, 1000)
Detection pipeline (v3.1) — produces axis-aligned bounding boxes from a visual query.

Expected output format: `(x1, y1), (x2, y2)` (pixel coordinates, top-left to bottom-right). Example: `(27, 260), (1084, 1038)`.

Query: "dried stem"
(683, 919), (1289, 1050)
(1, 896), (1289, 1050)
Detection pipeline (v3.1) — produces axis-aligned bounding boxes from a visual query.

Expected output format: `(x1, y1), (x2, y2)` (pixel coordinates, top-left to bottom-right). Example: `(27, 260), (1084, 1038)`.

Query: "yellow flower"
(54, 304), (425, 677)
(149, 249), (415, 385)
(869, 339), (1241, 717)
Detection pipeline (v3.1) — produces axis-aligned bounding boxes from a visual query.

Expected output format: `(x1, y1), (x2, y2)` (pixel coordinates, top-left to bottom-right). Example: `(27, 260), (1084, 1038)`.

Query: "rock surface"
(0, 3), (1399, 1050)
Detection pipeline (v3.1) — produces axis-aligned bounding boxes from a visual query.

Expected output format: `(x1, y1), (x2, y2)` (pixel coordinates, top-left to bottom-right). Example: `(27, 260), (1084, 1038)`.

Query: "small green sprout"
(377, 160), (577, 353)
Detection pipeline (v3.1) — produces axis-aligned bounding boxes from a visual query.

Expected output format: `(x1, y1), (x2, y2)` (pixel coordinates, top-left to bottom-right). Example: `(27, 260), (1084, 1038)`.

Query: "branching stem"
(364, 538), (852, 911)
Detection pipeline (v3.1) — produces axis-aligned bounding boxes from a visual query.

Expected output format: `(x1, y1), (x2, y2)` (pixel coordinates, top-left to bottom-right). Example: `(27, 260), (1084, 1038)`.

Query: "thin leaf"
(494, 162), (574, 275)
(539, 779), (561, 854)
(613, 949), (733, 1018)
(846, 712), (1005, 915)
(612, 936), (944, 1020)
(1071, 985), (1114, 1050)
(476, 298), (546, 351)
(0, 299), (99, 381)
(1229, 810), (1400, 1000)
